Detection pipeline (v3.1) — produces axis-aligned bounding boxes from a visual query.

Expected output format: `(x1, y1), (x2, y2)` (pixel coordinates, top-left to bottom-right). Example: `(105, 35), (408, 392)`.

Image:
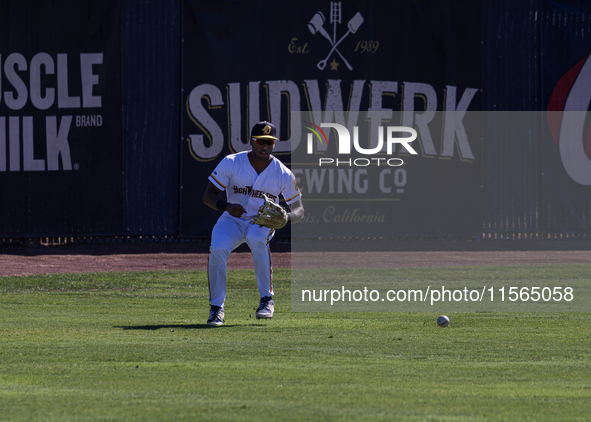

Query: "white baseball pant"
(208, 214), (275, 307)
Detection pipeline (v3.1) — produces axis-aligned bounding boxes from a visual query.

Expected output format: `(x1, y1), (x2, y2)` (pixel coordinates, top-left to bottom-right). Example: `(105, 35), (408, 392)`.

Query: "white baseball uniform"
(208, 151), (301, 308)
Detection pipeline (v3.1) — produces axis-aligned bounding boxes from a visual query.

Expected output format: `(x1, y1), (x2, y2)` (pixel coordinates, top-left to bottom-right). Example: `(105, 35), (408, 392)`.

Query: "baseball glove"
(252, 194), (288, 229)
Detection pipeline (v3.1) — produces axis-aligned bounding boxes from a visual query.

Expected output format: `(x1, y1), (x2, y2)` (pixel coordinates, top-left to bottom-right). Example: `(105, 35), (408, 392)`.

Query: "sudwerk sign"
(181, 0), (482, 237)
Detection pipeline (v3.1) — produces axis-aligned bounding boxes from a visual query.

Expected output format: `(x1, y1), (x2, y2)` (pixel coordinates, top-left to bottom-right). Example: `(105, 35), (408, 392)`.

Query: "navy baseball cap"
(251, 121), (279, 140)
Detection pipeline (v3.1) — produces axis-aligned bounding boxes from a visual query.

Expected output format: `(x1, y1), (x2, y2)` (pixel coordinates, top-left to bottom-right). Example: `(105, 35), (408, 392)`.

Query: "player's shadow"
(115, 324), (236, 330)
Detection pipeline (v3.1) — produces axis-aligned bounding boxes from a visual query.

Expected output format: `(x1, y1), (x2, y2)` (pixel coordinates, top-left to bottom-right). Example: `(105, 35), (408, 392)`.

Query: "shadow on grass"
(115, 324), (235, 330)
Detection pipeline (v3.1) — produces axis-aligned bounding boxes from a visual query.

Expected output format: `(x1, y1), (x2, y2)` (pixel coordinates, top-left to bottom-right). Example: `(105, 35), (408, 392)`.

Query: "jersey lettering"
(232, 185), (278, 203)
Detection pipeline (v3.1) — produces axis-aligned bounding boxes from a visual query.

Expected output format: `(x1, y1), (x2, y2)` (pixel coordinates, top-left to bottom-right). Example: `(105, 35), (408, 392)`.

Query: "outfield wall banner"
(0, 0), (124, 237)
(541, 1), (591, 234)
(180, 0), (482, 239)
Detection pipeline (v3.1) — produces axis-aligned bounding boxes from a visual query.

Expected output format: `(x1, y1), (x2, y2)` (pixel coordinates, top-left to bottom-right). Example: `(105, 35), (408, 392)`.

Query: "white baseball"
(437, 315), (450, 327)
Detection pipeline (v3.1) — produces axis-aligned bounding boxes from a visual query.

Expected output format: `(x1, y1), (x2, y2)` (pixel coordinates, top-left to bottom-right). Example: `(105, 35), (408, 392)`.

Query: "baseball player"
(203, 121), (304, 326)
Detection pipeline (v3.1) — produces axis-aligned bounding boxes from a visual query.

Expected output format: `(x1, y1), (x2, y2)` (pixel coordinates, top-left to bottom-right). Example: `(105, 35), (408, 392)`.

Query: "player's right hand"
(226, 203), (246, 218)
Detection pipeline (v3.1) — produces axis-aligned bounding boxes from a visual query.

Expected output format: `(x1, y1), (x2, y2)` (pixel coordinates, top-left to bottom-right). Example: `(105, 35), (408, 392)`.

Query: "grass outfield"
(0, 266), (590, 421)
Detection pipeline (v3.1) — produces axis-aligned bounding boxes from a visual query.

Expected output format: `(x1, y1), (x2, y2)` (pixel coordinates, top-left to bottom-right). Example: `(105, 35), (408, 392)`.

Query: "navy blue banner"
(0, 0), (124, 237)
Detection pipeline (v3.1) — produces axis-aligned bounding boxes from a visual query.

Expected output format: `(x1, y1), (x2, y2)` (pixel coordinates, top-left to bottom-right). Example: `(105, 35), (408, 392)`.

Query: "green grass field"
(1, 266), (590, 421)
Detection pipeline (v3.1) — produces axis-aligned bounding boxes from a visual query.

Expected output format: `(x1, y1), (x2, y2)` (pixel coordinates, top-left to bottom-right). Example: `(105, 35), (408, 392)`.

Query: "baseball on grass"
(437, 315), (450, 327)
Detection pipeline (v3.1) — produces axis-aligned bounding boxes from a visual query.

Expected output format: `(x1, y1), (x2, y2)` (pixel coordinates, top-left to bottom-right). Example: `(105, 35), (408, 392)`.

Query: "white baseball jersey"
(208, 151), (301, 219)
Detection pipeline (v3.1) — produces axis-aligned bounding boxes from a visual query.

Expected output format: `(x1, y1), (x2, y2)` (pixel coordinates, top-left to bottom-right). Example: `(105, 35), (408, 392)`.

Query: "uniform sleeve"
(281, 170), (302, 205)
(208, 157), (231, 191)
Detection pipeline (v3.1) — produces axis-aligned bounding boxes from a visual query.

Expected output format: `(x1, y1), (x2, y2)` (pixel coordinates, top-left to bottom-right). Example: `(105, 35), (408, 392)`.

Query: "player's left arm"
(286, 198), (304, 224)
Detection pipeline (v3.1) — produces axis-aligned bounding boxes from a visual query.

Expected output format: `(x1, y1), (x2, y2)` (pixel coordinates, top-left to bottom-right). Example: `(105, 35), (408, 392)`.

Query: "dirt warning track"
(1, 241), (590, 277)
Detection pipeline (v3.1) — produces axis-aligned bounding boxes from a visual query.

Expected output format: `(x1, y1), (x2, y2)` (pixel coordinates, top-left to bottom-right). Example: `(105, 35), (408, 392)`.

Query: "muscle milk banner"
(0, 0), (123, 237)
(180, 0), (482, 239)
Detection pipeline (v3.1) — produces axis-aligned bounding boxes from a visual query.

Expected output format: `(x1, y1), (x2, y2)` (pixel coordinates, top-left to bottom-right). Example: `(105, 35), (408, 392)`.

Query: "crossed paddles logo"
(308, 2), (364, 71)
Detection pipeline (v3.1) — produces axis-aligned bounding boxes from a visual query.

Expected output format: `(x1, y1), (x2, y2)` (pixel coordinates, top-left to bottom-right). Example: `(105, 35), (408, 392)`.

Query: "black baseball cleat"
(255, 296), (274, 319)
(207, 305), (224, 326)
